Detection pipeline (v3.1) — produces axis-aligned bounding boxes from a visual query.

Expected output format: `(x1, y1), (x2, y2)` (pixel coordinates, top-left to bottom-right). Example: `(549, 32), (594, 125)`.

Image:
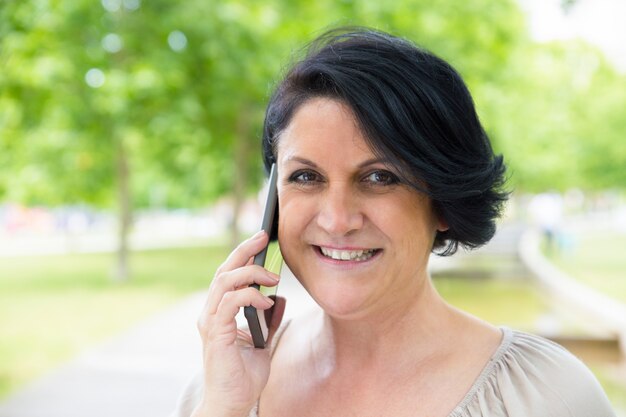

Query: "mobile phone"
(244, 163), (281, 348)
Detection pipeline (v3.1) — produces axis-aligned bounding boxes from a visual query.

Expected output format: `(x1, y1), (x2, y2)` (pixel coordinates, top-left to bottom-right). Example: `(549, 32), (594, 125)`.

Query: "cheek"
(277, 191), (313, 247)
(383, 197), (438, 246)
(277, 194), (313, 277)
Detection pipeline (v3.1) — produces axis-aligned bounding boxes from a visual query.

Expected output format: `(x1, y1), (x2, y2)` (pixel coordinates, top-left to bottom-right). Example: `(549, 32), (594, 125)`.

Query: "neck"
(310, 276), (458, 375)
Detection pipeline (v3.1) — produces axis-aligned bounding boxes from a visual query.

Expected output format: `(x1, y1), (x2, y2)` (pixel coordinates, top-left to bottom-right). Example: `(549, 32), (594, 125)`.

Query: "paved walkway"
(0, 264), (319, 417)
(0, 291), (202, 417)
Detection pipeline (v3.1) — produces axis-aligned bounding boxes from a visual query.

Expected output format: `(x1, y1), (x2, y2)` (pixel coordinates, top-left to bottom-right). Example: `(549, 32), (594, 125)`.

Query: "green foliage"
(1, 0), (625, 208)
(480, 38), (626, 192)
(573, 63), (626, 189)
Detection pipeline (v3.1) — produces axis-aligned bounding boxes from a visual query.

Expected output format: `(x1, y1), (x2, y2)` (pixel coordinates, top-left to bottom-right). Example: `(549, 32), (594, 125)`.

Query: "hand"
(193, 231), (286, 417)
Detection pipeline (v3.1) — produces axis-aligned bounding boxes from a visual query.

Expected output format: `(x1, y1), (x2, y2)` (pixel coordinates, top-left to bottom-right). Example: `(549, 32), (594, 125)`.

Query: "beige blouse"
(171, 327), (616, 417)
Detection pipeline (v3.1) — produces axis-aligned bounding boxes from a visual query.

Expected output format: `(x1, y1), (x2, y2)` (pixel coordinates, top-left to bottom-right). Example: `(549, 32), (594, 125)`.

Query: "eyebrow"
(284, 156), (391, 169)
(285, 156), (318, 168)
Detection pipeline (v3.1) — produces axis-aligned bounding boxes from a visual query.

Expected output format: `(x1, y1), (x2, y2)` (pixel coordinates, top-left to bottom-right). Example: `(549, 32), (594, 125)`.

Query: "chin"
(302, 277), (377, 320)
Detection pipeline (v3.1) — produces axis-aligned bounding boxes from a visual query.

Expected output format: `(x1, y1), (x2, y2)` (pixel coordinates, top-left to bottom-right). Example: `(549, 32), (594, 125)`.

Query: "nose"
(316, 187), (364, 236)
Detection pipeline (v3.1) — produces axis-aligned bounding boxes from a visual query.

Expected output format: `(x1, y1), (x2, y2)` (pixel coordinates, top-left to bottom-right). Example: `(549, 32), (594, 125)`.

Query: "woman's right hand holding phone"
(192, 231), (284, 417)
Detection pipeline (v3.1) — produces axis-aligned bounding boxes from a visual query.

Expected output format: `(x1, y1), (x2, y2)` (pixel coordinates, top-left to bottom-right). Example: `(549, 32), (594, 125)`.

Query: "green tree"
(1, 0), (188, 279)
(10, 0), (602, 280)
(572, 54), (626, 189)
(479, 38), (626, 192)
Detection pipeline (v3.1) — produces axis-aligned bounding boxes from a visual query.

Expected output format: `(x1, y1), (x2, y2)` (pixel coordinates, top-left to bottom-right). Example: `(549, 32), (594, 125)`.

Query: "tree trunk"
(114, 136), (132, 281)
(230, 107), (251, 249)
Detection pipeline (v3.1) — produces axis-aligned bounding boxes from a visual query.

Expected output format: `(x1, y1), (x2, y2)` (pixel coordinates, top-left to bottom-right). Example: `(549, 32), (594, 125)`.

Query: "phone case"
(244, 163), (278, 348)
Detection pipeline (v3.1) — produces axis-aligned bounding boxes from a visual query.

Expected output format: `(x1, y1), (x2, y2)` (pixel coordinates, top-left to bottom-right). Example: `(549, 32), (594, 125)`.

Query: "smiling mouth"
(317, 246), (380, 262)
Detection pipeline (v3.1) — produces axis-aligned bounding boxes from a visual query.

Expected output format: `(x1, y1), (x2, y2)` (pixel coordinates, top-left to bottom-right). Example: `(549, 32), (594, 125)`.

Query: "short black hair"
(262, 27), (508, 255)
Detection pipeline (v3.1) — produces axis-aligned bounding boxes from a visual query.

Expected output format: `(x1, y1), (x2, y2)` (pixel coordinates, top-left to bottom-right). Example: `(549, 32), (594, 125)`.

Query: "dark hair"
(262, 27), (508, 255)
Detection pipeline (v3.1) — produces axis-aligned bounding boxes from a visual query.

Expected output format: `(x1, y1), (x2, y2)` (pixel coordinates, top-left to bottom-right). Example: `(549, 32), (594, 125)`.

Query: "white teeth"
(320, 247), (377, 261)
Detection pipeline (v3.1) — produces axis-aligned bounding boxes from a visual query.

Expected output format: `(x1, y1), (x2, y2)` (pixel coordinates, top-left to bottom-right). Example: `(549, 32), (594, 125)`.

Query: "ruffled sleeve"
(449, 328), (617, 417)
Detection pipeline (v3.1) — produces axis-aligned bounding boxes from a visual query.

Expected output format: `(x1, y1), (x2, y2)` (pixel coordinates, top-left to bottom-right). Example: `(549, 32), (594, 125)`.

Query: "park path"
(0, 261), (319, 417)
(0, 291), (202, 417)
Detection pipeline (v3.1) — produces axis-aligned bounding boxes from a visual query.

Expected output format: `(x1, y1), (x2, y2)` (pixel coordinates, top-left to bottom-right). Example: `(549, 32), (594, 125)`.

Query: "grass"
(593, 366), (626, 415)
(0, 245), (230, 398)
(434, 276), (547, 330)
(547, 232), (626, 304)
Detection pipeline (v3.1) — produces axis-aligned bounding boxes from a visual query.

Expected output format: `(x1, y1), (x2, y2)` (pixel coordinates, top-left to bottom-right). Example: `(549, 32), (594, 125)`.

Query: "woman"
(174, 28), (615, 417)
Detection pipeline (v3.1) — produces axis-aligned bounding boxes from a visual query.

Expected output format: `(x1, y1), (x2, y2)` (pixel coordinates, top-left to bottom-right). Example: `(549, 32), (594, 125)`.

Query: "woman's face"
(276, 98), (443, 319)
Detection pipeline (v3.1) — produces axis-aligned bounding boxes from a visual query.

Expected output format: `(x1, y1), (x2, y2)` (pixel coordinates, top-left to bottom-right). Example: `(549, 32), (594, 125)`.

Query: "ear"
(436, 216), (449, 232)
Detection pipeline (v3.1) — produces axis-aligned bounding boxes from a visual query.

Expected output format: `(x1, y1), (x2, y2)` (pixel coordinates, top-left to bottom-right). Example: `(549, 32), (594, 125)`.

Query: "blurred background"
(1, 0), (625, 415)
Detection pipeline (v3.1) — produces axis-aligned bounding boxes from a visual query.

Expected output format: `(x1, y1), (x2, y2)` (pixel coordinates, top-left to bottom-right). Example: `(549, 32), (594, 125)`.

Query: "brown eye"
(289, 170), (322, 184)
(363, 170), (398, 186)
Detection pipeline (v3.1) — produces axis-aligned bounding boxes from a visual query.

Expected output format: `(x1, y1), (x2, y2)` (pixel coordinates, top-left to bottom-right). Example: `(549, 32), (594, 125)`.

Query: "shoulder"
(503, 330), (610, 404)
(452, 328), (616, 417)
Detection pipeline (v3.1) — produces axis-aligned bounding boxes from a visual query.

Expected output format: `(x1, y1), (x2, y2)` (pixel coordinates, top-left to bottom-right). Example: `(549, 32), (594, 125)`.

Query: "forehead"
(276, 98), (375, 164)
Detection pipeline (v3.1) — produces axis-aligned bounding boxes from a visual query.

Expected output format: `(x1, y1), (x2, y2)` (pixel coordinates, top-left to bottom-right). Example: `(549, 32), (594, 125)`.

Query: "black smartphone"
(244, 163), (282, 349)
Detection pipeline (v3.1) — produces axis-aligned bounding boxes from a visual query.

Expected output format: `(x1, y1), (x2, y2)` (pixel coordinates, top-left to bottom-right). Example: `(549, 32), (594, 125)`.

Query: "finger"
(216, 231), (268, 275)
(199, 287), (273, 346)
(266, 296), (286, 347)
(206, 265), (279, 314)
(218, 265), (280, 291)
(213, 287), (275, 332)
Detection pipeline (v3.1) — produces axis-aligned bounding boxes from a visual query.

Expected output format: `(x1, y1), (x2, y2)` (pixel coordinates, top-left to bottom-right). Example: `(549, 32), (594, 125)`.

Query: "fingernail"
(253, 230), (265, 239)
(265, 296), (275, 306)
(268, 272), (280, 282)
